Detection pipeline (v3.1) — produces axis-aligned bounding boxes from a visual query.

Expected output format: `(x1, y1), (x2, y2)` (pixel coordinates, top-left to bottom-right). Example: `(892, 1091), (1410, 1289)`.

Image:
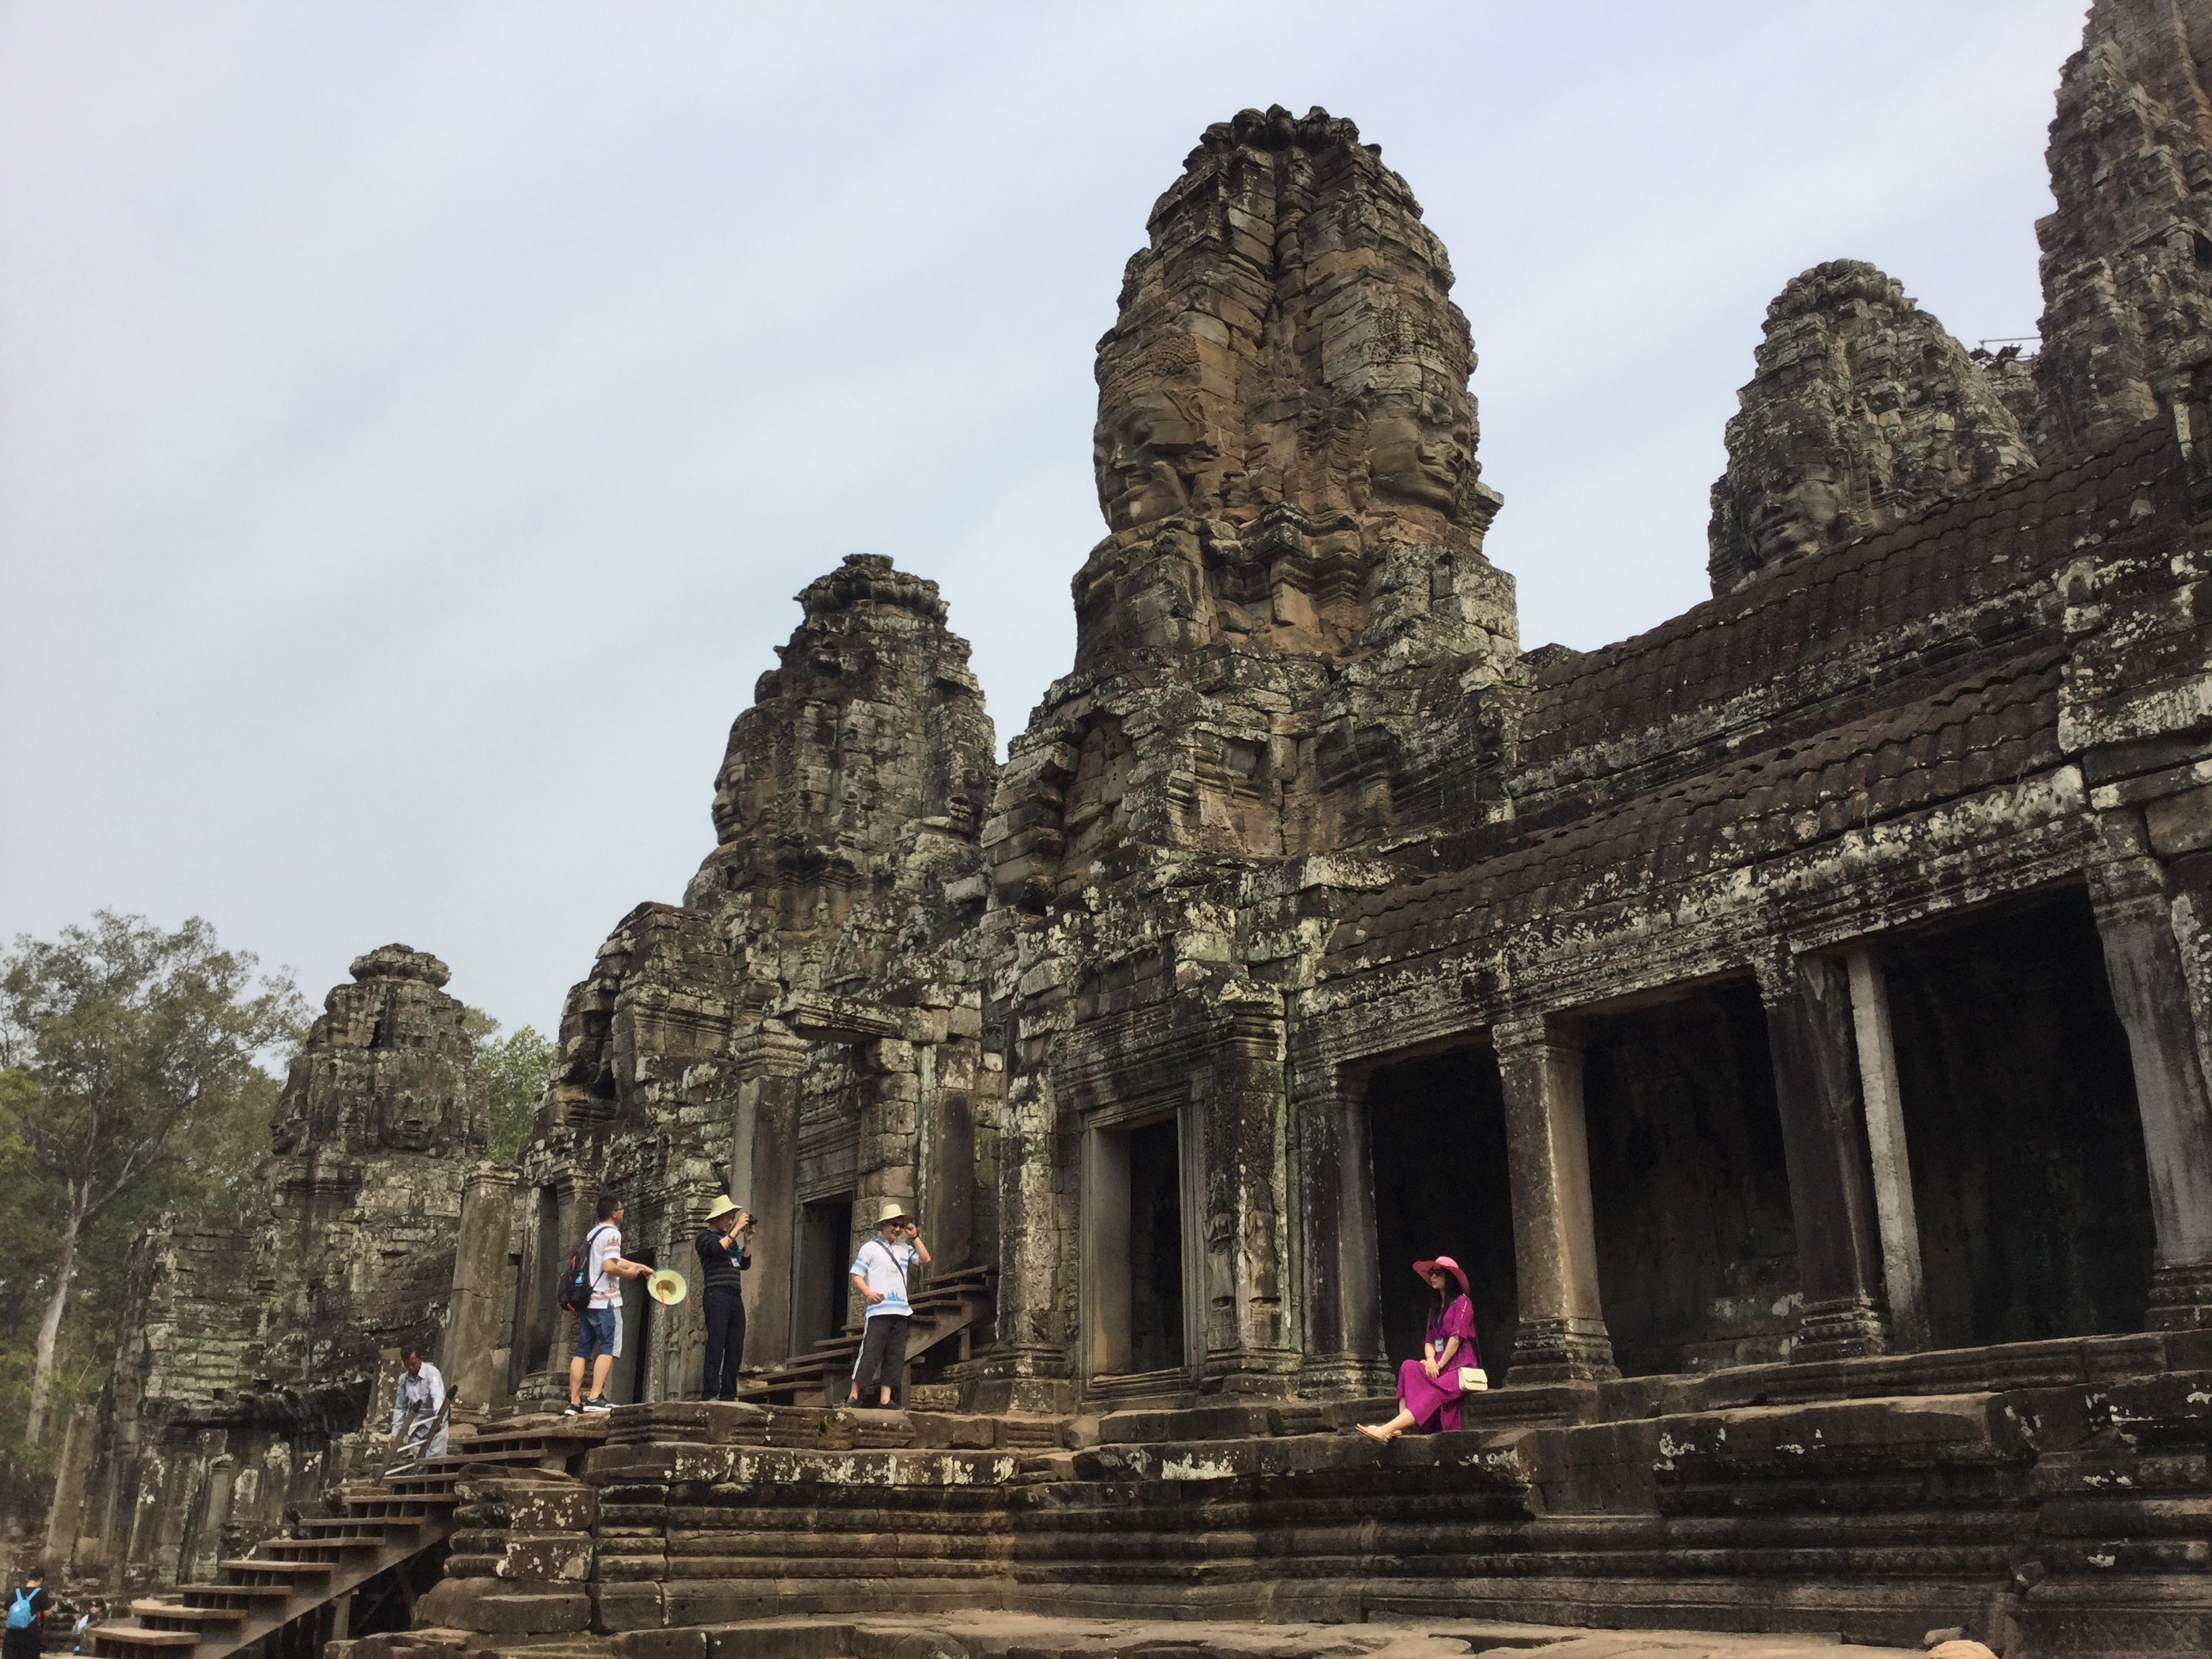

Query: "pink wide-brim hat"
(1412, 1254), (1469, 1294)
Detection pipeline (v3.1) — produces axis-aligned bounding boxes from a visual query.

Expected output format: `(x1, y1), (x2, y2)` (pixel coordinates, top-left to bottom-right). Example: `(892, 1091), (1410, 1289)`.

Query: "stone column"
(1295, 1066), (1387, 1397)
(731, 1027), (808, 1364)
(2090, 854), (2212, 1329)
(919, 1033), (979, 1273)
(1195, 981), (1296, 1393)
(1763, 953), (1888, 1360)
(1845, 948), (1929, 1352)
(967, 1063), (1076, 1412)
(443, 1165), (520, 1420)
(1493, 1016), (1617, 1382)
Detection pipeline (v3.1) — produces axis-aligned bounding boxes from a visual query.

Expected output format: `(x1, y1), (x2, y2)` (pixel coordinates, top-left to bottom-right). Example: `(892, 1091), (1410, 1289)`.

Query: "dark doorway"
(612, 1250), (655, 1404)
(1582, 983), (1799, 1378)
(1086, 1113), (1189, 1380)
(795, 1197), (855, 1352)
(1883, 890), (2154, 1347)
(1127, 1118), (1185, 1374)
(1366, 1049), (1516, 1382)
(512, 1184), (562, 1388)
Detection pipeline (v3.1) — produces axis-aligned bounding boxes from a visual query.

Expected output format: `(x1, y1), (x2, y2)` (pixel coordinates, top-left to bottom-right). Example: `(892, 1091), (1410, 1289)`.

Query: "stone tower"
(2036, 0), (2212, 452)
(61, 946), (483, 1589)
(991, 106), (1520, 913)
(1708, 260), (2038, 594)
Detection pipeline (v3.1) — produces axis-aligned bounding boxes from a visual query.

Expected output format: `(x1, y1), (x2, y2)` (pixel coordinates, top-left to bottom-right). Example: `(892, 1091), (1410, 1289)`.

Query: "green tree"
(0, 913), (305, 1443)
(465, 1010), (554, 1162)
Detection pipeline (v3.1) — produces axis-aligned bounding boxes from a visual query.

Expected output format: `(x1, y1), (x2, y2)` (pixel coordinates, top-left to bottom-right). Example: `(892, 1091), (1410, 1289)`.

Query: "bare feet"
(1356, 1422), (1393, 1443)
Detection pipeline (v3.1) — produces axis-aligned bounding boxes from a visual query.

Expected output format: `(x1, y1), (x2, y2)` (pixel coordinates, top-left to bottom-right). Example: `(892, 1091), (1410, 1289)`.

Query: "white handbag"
(1459, 1366), (1488, 1392)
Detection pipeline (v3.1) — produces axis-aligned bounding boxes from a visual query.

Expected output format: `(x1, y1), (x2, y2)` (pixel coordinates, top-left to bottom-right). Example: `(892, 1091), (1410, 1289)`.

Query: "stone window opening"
(1083, 1107), (1197, 1387)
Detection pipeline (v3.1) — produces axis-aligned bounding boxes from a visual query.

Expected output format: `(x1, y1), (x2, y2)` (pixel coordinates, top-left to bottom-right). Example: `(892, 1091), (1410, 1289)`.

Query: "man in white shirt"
(390, 1348), (447, 1456)
(566, 1194), (652, 1416)
(845, 1199), (930, 1408)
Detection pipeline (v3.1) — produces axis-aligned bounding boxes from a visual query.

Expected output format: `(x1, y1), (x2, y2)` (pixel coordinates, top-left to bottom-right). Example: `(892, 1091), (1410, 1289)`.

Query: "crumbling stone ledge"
(331, 1610), (1929, 1659)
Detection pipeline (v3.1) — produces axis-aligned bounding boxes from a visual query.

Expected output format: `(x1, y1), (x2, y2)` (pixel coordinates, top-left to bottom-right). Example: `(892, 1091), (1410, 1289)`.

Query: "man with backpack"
(563, 1194), (651, 1415)
(4, 1568), (51, 1659)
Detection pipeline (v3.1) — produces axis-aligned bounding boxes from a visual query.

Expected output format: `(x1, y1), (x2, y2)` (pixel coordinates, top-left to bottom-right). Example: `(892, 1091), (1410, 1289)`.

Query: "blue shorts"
(573, 1305), (618, 1361)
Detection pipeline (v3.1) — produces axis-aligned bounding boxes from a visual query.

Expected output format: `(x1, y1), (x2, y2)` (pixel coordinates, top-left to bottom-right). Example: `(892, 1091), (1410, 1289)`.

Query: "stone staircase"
(86, 1423), (599, 1659)
(729, 1264), (995, 1406)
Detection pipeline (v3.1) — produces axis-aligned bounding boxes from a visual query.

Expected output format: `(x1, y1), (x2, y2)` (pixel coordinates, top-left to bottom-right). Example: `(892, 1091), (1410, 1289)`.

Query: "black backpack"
(556, 1224), (612, 1313)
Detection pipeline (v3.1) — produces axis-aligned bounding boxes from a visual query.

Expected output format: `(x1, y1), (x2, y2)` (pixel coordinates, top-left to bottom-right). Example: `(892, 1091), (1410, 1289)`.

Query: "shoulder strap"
(863, 1238), (907, 1275)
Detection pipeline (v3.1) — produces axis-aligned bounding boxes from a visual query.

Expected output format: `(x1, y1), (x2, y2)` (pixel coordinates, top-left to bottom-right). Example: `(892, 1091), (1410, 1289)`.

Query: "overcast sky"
(1, 1), (2091, 1040)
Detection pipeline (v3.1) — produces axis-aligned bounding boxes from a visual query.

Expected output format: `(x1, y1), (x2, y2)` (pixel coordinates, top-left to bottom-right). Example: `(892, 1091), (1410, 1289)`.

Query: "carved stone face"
(378, 1087), (447, 1152)
(1366, 393), (1471, 512)
(1094, 350), (1212, 530)
(1748, 469), (1846, 569)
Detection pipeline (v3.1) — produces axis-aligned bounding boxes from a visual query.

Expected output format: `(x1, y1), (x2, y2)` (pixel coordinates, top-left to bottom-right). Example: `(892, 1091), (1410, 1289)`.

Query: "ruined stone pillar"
(1195, 982), (1296, 1393)
(1295, 1065), (1388, 1398)
(918, 1027), (980, 1273)
(2089, 854), (2212, 1330)
(1493, 1016), (1617, 1382)
(732, 1028), (809, 1364)
(443, 1165), (520, 1421)
(1845, 948), (1929, 1352)
(967, 1064), (1076, 1412)
(1763, 953), (1889, 1360)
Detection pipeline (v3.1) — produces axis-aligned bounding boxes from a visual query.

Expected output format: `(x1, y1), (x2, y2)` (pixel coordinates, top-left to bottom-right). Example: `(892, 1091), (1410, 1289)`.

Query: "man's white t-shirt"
(590, 1225), (622, 1308)
(849, 1237), (918, 1319)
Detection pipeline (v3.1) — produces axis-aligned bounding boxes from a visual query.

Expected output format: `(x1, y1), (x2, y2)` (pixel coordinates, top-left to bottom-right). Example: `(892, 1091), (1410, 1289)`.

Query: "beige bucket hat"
(876, 1199), (913, 1225)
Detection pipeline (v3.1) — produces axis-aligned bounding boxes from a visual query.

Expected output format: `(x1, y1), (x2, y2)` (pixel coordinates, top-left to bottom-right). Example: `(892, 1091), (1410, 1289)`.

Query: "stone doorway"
(613, 1249), (656, 1404)
(1364, 1048), (1517, 1382)
(1083, 1108), (1196, 1385)
(795, 1196), (855, 1354)
(1881, 888), (2154, 1346)
(1581, 983), (1800, 1377)
(511, 1183), (562, 1389)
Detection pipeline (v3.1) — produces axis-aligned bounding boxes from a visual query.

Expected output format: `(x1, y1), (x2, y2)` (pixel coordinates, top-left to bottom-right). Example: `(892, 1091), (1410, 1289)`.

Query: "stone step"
(177, 1586), (292, 1608)
(88, 1625), (201, 1656)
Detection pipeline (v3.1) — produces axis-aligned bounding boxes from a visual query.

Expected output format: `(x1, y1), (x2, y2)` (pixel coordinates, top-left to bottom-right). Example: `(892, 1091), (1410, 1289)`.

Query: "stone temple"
(40, 5), (2212, 1655)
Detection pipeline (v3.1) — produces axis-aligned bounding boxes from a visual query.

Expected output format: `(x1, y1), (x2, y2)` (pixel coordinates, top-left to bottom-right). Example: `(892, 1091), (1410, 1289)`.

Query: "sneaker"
(561, 1402), (583, 1416)
(582, 1396), (613, 1412)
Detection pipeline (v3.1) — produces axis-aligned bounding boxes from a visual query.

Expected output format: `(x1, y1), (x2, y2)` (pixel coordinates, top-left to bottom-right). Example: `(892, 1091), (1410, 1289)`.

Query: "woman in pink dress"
(1357, 1254), (1479, 1442)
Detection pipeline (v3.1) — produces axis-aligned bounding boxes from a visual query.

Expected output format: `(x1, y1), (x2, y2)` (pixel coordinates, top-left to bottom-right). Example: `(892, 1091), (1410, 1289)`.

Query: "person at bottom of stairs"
(3, 1568), (50, 1659)
(846, 1199), (928, 1408)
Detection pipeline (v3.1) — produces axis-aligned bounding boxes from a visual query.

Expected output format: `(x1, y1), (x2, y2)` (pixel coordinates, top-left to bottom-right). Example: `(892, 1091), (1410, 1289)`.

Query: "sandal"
(1355, 1422), (1393, 1443)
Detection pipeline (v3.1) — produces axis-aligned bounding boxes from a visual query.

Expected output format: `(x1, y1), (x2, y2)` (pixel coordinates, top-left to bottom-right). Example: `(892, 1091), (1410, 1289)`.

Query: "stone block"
(594, 1580), (668, 1633)
(413, 1580), (592, 1636)
(2148, 783), (2212, 855)
(705, 1623), (856, 1659)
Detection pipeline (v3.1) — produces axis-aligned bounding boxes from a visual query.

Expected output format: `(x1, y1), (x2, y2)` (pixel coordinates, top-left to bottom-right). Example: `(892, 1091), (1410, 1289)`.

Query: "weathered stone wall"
(411, 1363), (2212, 1654)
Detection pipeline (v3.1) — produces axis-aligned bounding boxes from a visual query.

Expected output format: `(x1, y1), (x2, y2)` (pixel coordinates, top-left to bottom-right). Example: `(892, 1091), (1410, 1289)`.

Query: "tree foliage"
(0, 913), (304, 1445)
(465, 1010), (553, 1162)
